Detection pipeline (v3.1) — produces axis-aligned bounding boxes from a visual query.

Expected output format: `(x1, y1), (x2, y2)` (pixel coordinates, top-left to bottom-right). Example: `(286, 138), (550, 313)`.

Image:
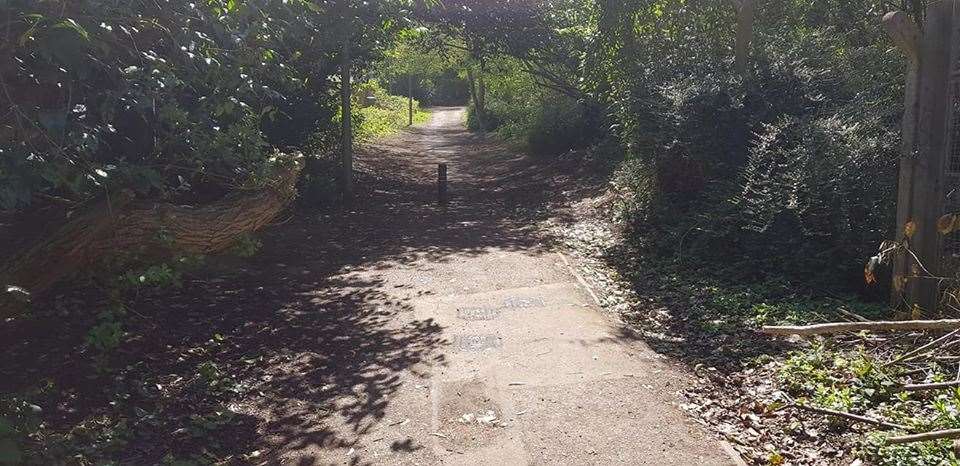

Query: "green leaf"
(0, 438), (22, 465)
(53, 19), (89, 40)
(0, 418), (14, 436)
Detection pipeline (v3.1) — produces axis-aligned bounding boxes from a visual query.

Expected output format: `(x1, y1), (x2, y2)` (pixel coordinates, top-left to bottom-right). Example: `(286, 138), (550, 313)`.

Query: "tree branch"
(761, 320), (960, 336)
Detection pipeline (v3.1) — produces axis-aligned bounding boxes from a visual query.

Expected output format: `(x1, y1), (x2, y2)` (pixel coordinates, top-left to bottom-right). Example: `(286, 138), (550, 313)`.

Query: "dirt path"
(225, 108), (736, 465)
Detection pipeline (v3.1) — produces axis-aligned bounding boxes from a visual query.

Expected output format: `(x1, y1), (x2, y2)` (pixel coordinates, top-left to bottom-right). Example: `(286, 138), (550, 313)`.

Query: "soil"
(1, 107), (741, 465)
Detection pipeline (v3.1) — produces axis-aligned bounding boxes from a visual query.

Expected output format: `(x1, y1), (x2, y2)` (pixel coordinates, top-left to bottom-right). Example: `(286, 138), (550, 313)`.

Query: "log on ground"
(0, 154), (303, 316)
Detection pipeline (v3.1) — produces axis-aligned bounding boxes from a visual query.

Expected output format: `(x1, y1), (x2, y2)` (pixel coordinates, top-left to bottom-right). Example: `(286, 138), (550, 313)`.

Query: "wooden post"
(438, 163), (448, 205)
(887, 1), (957, 313)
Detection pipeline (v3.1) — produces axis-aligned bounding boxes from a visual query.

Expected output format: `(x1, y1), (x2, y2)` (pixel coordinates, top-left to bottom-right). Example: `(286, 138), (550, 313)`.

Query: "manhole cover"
(414, 276), (433, 284)
(503, 296), (545, 308)
(457, 307), (500, 321)
(456, 335), (502, 352)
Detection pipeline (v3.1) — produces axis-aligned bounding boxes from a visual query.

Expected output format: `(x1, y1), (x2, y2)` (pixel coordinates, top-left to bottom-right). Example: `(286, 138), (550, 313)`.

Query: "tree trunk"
(1, 155), (303, 317)
(731, 0), (756, 78)
(408, 72), (414, 126)
(884, 10), (922, 309)
(477, 57), (487, 113)
(890, 1), (956, 313)
(467, 67), (485, 133)
(341, 38), (354, 203)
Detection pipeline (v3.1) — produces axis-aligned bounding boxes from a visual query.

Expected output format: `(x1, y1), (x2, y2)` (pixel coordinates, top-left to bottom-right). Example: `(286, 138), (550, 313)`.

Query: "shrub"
(599, 3), (903, 289)
(466, 57), (602, 155)
(355, 80), (430, 140)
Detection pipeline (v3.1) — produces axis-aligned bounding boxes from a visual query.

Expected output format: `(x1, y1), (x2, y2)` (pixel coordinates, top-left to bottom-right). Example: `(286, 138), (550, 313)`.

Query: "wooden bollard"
(438, 163), (448, 205)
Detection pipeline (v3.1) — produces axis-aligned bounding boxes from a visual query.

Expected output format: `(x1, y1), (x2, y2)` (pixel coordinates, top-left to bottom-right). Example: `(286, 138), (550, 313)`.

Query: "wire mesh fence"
(938, 33), (960, 315)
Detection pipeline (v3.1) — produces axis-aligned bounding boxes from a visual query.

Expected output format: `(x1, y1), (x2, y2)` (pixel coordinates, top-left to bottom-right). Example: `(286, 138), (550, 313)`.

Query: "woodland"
(1, 0), (959, 465)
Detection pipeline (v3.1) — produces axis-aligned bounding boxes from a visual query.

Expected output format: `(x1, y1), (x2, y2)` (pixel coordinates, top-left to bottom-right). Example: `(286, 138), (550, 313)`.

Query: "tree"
(376, 28), (456, 124)
(729, 0), (756, 77)
(0, 0), (430, 305)
(415, 0), (551, 131)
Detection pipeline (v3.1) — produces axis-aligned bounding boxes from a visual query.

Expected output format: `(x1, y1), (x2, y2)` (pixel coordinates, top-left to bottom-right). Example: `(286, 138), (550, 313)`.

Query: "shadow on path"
(0, 107), (610, 464)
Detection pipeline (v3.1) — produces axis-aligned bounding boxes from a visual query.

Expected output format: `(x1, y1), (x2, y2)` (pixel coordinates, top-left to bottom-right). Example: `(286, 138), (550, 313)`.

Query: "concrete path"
(247, 108), (735, 465)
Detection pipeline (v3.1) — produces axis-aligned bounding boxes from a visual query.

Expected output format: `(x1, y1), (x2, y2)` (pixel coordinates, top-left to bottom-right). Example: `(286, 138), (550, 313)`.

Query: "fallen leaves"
(905, 220), (917, 239)
(938, 214), (959, 235)
(554, 195), (864, 465)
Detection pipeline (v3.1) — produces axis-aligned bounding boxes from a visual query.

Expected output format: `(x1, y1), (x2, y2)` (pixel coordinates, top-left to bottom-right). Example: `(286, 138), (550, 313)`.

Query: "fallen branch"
(790, 403), (908, 430)
(885, 329), (960, 366)
(886, 429), (960, 444)
(838, 307), (871, 322)
(760, 320), (960, 337)
(1, 154), (303, 317)
(898, 380), (960, 392)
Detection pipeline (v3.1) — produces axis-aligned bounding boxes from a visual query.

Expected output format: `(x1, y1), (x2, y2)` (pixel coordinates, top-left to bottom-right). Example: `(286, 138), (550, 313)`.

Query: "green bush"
(355, 81), (430, 140)
(0, 1), (350, 212)
(597, 1), (903, 289)
(465, 57), (601, 155)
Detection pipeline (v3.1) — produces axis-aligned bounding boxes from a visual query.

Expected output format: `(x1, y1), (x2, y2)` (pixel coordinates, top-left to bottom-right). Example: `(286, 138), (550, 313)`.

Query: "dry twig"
(886, 429), (960, 445)
(790, 403), (908, 431)
(898, 380), (960, 392)
(761, 320), (960, 337)
(885, 329), (960, 366)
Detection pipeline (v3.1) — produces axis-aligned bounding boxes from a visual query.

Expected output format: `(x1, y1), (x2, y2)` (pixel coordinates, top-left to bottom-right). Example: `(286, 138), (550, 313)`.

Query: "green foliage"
(354, 81), (431, 140)
(85, 304), (127, 372)
(0, 421), (22, 465)
(229, 234), (263, 258)
(780, 343), (960, 465)
(196, 361), (237, 394)
(120, 264), (182, 290)
(0, 0), (420, 212)
(465, 56), (600, 154)
(85, 320), (124, 354)
(298, 154), (343, 207)
(0, 397), (42, 466)
(586, 0), (904, 290)
(187, 410), (237, 438)
(197, 361), (223, 385)
(610, 158), (658, 224)
(864, 436), (958, 466)
(374, 30), (470, 106)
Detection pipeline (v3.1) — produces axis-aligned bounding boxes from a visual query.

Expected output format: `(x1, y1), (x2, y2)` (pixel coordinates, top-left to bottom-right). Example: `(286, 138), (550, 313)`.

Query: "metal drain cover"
(456, 335), (502, 352)
(457, 307), (500, 321)
(503, 296), (545, 308)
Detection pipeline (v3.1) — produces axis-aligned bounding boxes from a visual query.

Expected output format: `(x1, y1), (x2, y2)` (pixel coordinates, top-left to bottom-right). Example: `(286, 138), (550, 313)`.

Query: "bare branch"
(898, 380), (960, 392)
(886, 429), (960, 444)
(791, 403), (908, 431)
(885, 329), (960, 366)
(761, 320), (960, 336)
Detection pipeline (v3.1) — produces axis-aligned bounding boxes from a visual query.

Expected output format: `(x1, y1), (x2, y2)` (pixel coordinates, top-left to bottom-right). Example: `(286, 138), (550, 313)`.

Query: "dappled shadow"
(574, 240), (797, 373)
(0, 107), (612, 464)
(0, 253), (447, 463)
(346, 108), (611, 262)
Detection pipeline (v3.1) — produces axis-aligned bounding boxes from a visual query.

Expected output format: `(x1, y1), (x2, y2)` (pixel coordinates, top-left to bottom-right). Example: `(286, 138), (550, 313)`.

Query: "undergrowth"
(780, 343), (960, 465)
(355, 80), (431, 141)
(0, 232), (264, 464)
(592, 203), (958, 464)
